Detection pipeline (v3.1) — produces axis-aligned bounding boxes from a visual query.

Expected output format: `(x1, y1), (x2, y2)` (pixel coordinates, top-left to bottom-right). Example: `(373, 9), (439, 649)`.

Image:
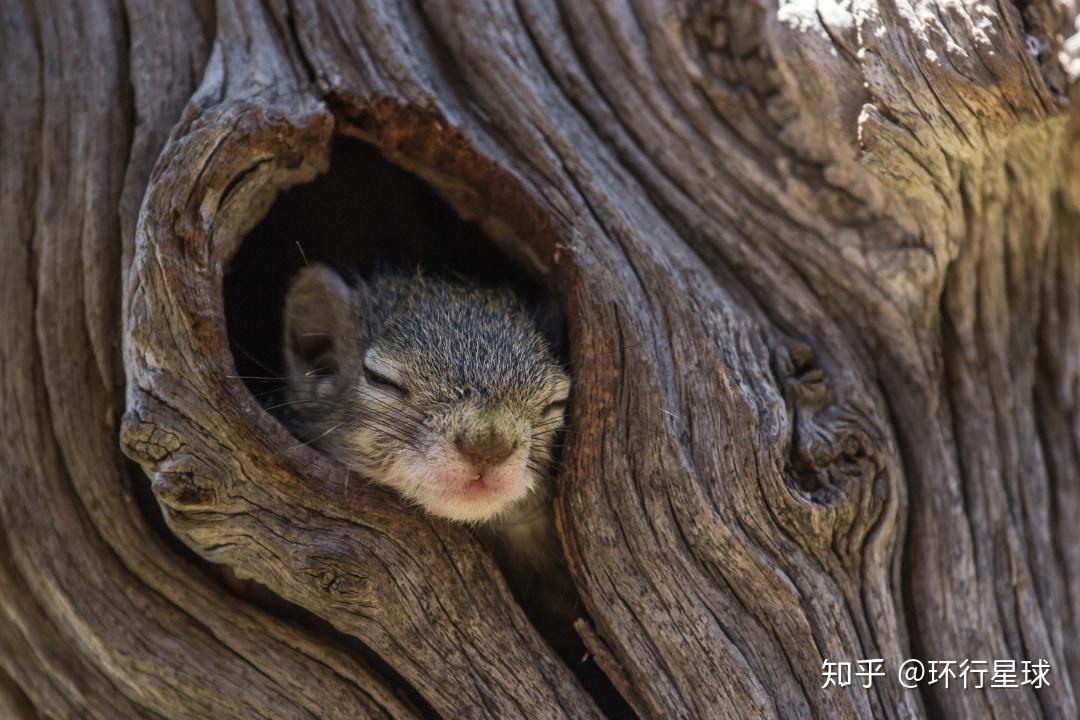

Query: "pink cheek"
(480, 464), (526, 492)
(432, 470), (474, 488)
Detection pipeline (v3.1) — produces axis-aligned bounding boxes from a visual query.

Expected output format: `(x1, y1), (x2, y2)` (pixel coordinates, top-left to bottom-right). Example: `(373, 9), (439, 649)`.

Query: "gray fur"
(281, 264), (570, 524)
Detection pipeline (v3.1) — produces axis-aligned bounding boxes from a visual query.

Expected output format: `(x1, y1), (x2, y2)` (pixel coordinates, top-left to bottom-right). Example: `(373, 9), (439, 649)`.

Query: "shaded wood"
(2, 0), (1080, 718)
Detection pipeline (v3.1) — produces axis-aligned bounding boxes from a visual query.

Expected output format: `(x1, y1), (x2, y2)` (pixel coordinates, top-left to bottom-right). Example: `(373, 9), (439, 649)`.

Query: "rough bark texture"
(3, 0), (1080, 718)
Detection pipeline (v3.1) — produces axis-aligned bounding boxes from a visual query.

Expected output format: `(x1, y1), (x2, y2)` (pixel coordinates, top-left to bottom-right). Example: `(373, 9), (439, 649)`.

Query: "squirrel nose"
(455, 427), (516, 466)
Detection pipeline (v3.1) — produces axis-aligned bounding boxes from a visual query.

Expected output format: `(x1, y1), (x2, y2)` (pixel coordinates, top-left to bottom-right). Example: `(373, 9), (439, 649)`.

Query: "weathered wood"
(3, 0), (1080, 718)
(2, 1), (414, 718)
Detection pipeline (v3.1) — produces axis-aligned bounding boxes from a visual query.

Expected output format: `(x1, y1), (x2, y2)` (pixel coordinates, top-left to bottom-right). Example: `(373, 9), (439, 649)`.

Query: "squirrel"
(280, 265), (577, 642)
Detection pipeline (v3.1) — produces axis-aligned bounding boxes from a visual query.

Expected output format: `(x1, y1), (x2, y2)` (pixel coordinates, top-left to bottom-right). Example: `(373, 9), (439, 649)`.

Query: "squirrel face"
(281, 265), (570, 522)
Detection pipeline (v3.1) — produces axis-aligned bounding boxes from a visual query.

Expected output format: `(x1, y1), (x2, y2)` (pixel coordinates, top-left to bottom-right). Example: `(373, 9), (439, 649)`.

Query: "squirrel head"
(282, 264), (570, 522)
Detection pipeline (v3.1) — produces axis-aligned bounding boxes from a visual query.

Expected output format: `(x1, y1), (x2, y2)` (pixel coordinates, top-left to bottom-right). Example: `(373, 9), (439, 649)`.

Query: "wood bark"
(3, 0), (1080, 718)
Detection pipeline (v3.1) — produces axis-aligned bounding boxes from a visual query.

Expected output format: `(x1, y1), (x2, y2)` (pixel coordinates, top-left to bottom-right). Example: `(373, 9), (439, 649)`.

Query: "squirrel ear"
(282, 265), (360, 385)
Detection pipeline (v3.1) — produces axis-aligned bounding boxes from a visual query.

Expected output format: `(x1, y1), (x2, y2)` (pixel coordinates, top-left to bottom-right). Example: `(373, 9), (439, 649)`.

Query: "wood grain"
(1, 0), (1078, 717)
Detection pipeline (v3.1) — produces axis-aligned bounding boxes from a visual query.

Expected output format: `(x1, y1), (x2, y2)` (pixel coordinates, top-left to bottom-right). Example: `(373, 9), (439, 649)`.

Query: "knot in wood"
(772, 341), (884, 503)
(771, 340), (829, 408)
(788, 410), (882, 503)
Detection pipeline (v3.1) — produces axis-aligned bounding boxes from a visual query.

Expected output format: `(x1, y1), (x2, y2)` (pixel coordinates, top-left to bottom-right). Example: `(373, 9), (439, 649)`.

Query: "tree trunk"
(3, 0), (1080, 717)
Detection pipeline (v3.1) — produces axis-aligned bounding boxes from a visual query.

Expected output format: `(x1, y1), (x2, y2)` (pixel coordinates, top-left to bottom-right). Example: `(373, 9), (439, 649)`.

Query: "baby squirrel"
(281, 265), (575, 629)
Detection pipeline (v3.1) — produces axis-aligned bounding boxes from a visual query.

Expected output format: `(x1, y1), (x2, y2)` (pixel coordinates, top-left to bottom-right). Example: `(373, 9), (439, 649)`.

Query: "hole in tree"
(224, 137), (549, 383)
(224, 137), (633, 717)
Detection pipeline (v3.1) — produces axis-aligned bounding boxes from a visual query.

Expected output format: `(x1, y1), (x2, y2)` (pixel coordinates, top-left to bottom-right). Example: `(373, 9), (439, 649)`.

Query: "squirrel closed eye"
(280, 263), (571, 523)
